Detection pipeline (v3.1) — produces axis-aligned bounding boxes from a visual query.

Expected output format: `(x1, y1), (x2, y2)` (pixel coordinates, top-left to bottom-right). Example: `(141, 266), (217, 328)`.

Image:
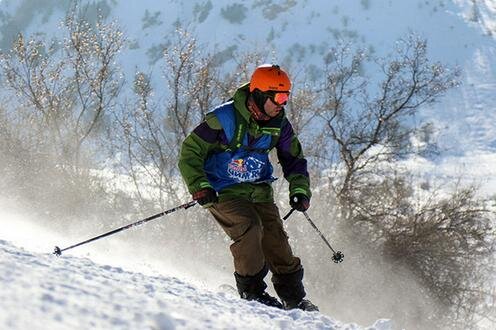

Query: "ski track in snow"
(0, 239), (390, 330)
(476, 0), (496, 36)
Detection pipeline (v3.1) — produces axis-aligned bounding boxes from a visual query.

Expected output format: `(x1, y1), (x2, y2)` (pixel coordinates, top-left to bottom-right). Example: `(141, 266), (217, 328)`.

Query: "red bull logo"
(226, 156), (267, 183)
(228, 159), (247, 173)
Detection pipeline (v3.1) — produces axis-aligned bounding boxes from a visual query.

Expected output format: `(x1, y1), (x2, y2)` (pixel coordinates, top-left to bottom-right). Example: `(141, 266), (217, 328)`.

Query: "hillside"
(0, 226), (390, 330)
(1, 1), (495, 329)
(0, 0), (495, 157)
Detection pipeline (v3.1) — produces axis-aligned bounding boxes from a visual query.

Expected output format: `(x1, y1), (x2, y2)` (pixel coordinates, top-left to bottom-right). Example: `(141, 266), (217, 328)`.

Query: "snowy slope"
(0, 201), (392, 330)
(0, 238), (390, 330)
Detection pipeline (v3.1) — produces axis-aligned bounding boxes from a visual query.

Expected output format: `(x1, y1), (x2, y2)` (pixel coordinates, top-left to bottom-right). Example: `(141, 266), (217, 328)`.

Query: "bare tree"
(63, 7), (125, 168)
(163, 29), (219, 144)
(303, 35), (495, 329)
(0, 3), (128, 224)
(0, 7), (124, 172)
(116, 29), (223, 209)
(317, 35), (460, 201)
(214, 51), (266, 100)
(351, 176), (495, 329)
(0, 33), (72, 159)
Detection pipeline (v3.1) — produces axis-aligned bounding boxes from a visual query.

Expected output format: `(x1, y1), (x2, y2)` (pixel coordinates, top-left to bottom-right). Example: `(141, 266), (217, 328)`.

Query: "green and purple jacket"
(178, 83), (311, 203)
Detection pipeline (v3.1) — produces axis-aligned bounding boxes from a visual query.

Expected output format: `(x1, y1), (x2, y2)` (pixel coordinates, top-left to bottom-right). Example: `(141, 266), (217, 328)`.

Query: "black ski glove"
(193, 188), (218, 208)
(290, 193), (310, 212)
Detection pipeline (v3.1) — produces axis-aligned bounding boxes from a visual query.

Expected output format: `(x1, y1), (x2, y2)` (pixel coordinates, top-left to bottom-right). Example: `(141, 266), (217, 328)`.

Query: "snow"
(0, 217), (390, 330)
(1, 0), (496, 329)
(400, 150), (496, 196)
(0, 201), (391, 329)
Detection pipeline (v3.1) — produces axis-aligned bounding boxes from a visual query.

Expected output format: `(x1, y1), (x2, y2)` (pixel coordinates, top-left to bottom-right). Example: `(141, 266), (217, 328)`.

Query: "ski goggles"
(263, 91), (290, 106)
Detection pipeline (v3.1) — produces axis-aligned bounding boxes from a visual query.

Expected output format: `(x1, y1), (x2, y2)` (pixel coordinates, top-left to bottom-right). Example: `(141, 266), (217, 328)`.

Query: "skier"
(178, 64), (318, 311)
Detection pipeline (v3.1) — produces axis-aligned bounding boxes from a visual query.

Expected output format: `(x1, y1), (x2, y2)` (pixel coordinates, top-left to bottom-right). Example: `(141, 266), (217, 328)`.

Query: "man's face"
(263, 97), (284, 118)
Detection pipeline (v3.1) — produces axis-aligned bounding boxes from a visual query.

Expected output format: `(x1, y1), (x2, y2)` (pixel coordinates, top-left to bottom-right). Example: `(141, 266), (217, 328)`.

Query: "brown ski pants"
(209, 199), (302, 276)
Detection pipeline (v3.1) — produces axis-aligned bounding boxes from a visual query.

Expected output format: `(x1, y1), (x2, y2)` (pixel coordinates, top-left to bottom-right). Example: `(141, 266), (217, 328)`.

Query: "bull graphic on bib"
(227, 157), (266, 182)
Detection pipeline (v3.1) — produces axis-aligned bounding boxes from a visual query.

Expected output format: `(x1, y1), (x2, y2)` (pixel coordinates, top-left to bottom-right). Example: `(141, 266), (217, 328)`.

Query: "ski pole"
(282, 208), (296, 220)
(53, 200), (197, 256)
(302, 211), (344, 263)
(283, 208), (344, 263)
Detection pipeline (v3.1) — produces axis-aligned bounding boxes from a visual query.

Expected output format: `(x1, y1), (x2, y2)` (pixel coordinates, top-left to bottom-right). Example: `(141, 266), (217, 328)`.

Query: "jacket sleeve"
(178, 115), (223, 194)
(276, 120), (311, 198)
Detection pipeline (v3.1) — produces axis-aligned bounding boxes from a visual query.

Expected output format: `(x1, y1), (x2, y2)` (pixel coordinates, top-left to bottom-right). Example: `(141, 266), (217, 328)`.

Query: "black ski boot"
(272, 268), (319, 312)
(283, 299), (319, 312)
(240, 291), (283, 309)
(235, 265), (283, 309)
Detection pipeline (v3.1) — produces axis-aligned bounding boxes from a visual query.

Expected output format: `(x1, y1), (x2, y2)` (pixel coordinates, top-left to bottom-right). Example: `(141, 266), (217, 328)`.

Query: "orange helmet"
(249, 64), (291, 92)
